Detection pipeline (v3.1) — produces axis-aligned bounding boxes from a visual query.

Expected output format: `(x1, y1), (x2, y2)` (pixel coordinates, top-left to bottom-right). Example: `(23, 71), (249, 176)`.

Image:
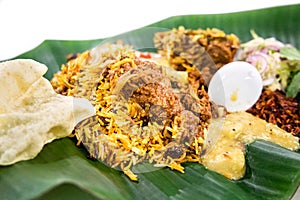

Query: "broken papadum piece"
(0, 59), (95, 165)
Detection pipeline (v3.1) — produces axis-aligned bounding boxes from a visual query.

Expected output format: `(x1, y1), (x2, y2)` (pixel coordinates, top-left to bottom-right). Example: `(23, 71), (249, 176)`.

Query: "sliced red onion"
(246, 52), (268, 74)
(263, 78), (275, 86)
(264, 38), (284, 50)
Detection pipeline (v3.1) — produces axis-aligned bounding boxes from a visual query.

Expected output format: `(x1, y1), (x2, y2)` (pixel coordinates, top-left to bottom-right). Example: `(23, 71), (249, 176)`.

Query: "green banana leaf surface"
(1, 4), (300, 200)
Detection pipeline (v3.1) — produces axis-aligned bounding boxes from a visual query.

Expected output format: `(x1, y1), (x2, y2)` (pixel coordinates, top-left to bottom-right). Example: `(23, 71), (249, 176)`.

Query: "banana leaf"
(1, 4), (300, 200)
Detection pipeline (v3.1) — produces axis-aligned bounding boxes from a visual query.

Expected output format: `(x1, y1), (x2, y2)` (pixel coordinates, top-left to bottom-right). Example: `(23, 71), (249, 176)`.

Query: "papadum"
(0, 59), (95, 165)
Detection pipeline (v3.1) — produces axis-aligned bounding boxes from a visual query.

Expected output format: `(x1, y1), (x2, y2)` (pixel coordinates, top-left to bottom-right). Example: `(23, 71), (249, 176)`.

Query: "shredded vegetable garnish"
(237, 30), (300, 92)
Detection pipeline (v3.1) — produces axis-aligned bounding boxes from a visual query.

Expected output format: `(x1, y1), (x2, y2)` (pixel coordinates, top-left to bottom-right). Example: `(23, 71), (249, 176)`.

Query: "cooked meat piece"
(154, 26), (240, 84)
(130, 82), (182, 119)
(164, 145), (184, 159)
(177, 110), (201, 145)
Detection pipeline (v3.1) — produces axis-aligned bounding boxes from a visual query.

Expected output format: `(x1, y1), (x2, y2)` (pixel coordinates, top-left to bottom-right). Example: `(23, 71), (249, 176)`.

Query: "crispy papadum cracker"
(0, 59), (95, 165)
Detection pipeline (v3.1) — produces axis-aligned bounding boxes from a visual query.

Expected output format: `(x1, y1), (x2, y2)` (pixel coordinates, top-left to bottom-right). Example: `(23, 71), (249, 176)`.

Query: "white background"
(0, 0), (300, 199)
(0, 0), (300, 60)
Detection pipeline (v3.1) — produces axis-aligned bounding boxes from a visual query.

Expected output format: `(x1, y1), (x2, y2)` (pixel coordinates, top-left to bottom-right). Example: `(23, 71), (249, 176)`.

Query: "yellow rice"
(51, 41), (211, 181)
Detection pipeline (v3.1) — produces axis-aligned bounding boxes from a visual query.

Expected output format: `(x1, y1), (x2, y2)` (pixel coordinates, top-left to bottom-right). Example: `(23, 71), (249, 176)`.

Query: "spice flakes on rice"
(51, 42), (212, 181)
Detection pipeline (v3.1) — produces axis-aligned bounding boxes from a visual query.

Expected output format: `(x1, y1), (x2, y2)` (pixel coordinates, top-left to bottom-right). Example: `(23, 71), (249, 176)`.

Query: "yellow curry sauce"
(201, 111), (299, 180)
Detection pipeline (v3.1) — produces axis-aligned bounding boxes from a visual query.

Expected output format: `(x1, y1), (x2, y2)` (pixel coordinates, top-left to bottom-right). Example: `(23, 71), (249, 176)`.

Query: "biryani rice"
(51, 41), (211, 181)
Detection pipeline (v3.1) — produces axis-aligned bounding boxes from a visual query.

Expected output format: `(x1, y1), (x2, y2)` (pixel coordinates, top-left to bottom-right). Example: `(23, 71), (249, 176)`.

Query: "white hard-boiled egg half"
(208, 61), (263, 112)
